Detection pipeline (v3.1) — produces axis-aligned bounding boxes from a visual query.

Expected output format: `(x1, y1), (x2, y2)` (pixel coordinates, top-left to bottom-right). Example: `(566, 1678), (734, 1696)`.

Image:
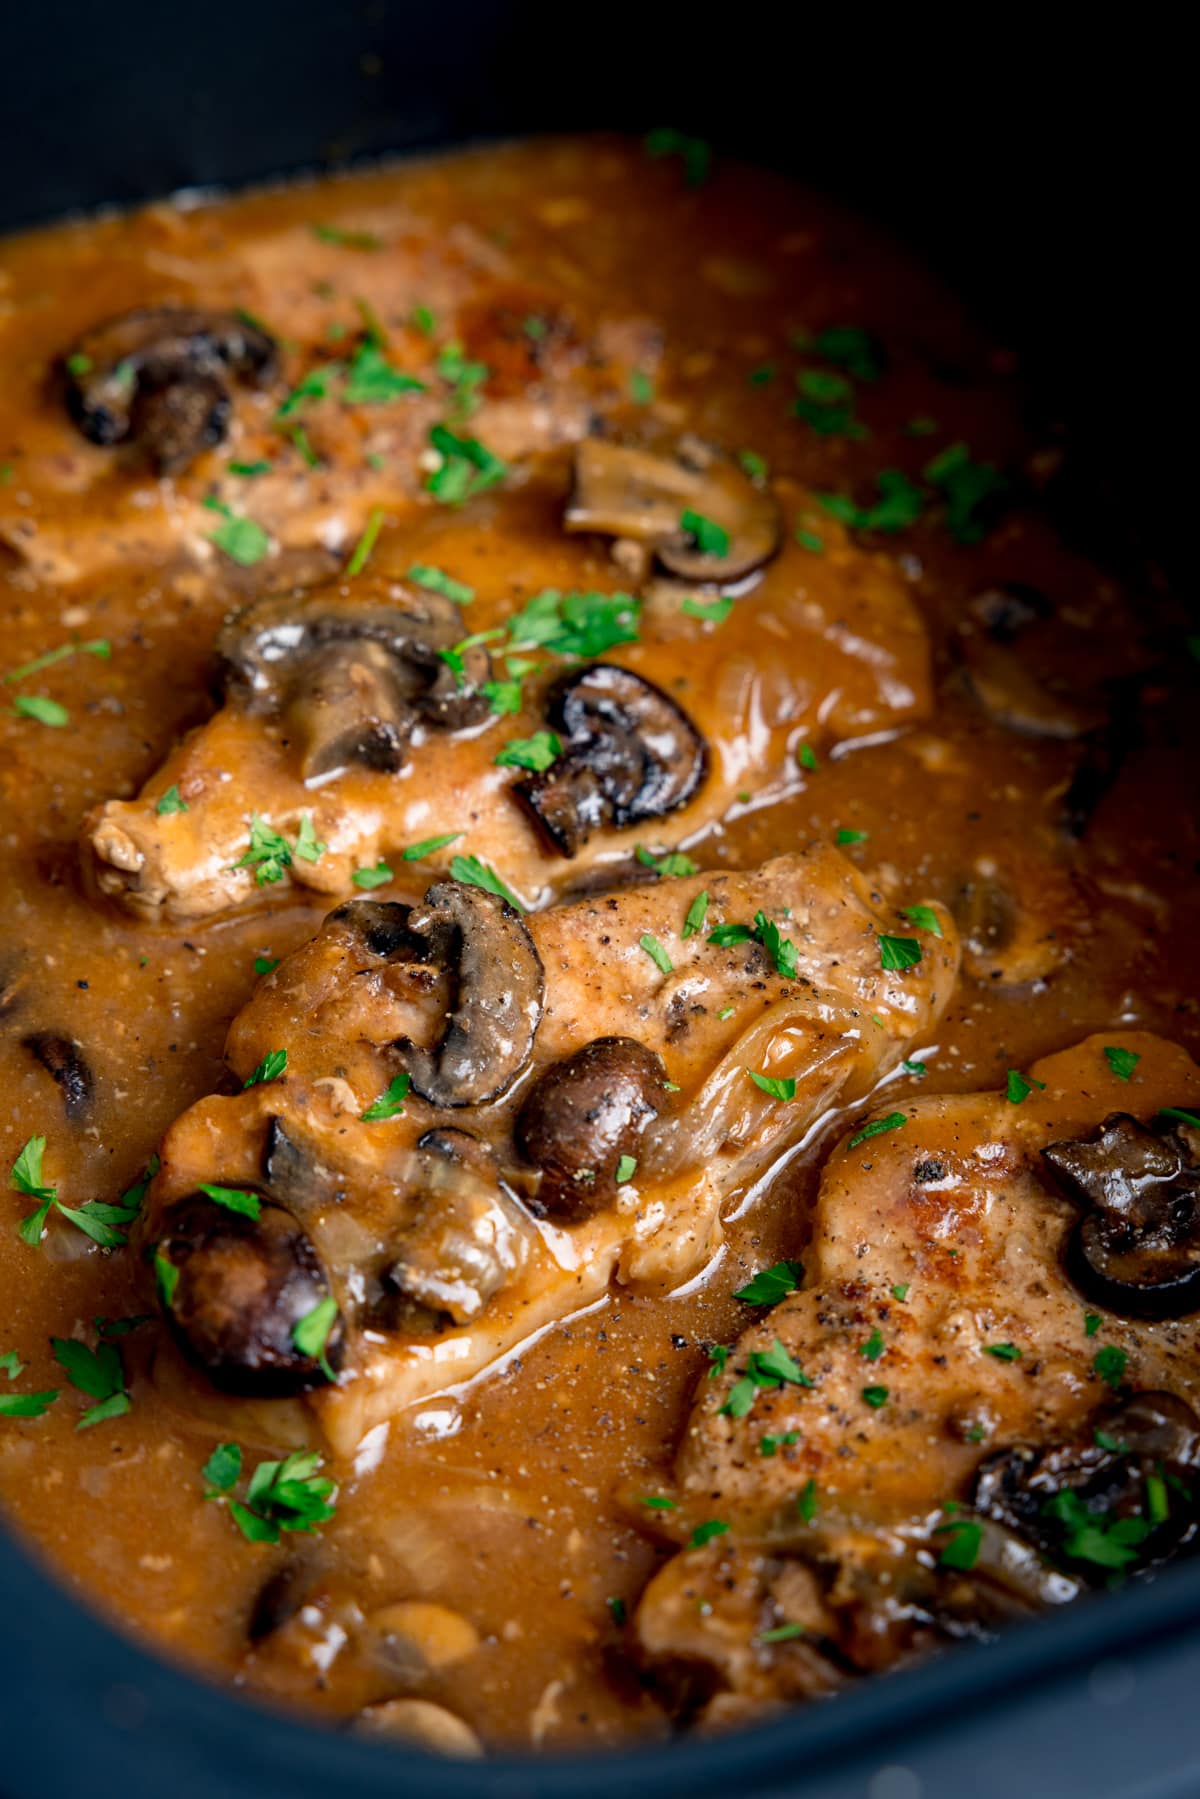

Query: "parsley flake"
(361, 1074), (411, 1122)
(203, 497), (271, 567)
(1094, 1345), (1128, 1391)
(747, 1071), (798, 1103)
(449, 853), (523, 910)
(406, 563), (475, 605)
(640, 933), (673, 976)
(1104, 1046), (1141, 1082)
(495, 730), (561, 772)
(862, 1385), (889, 1409)
(345, 506), (385, 577)
(293, 1297), (339, 1381)
(352, 861), (393, 889)
(51, 1335), (130, 1430)
(156, 785), (188, 816)
(243, 1049), (287, 1089)
(848, 1111), (907, 1150)
(1005, 1069), (1046, 1105)
(689, 1519), (730, 1549)
(198, 1183), (262, 1220)
(401, 832), (463, 862)
(879, 934), (922, 972)
(734, 1259), (804, 1306)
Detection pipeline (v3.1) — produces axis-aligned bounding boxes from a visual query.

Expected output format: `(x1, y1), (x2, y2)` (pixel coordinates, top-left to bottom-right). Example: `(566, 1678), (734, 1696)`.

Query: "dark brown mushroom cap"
(216, 578), (491, 778)
(1043, 1113), (1200, 1318)
(974, 1390), (1200, 1582)
(154, 1193), (343, 1397)
(514, 663), (707, 858)
(390, 881), (544, 1109)
(514, 1035), (669, 1220)
(566, 436), (781, 582)
(63, 307), (277, 471)
(383, 1128), (532, 1322)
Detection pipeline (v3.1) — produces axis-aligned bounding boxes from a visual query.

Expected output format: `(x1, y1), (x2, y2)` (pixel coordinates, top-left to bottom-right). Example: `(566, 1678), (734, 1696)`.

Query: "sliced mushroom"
(366, 1600), (481, 1678)
(63, 307), (278, 471)
(949, 860), (1065, 987)
(391, 882), (544, 1108)
(974, 1390), (1200, 1582)
(262, 1116), (349, 1216)
(514, 664), (707, 857)
(216, 578), (490, 779)
(355, 1698), (483, 1757)
(514, 1035), (669, 1220)
(384, 1129), (533, 1322)
(21, 1031), (93, 1119)
(154, 1193), (344, 1396)
(967, 582), (1052, 643)
(960, 637), (1103, 740)
(566, 436), (781, 582)
(1042, 1113), (1200, 1318)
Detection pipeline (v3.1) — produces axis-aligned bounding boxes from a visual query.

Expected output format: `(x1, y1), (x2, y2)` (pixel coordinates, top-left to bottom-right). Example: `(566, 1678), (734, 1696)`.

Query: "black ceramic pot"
(1, 6), (1195, 1794)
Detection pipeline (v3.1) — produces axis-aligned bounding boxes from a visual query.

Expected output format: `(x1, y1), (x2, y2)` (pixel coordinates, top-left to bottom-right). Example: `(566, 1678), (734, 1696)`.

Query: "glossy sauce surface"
(0, 135), (1197, 1750)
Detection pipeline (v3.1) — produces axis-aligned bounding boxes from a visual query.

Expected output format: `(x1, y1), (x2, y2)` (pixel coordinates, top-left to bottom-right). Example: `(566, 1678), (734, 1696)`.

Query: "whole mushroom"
(515, 1035), (670, 1219)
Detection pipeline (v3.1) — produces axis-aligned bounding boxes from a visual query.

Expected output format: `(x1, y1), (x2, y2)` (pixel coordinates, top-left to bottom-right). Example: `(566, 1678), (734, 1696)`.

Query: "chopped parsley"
(720, 1337), (814, 1418)
(901, 1059), (927, 1078)
(352, 861), (393, 889)
(426, 423), (507, 505)
(201, 1441), (242, 1497)
(50, 1334), (130, 1430)
(153, 1249), (179, 1308)
(793, 366), (866, 439)
(680, 508), (730, 559)
(795, 525), (824, 554)
(797, 742), (819, 772)
(1005, 1068), (1046, 1105)
(859, 1329), (885, 1362)
(11, 695), (69, 727)
(0, 1385), (59, 1419)
(311, 222), (381, 249)
(934, 1514), (983, 1571)
(253, 956), (279, 977)
(226, 1449), (337, 1544)
(198, 1183), (262, 1220)
(228, 458), (271, 477)
(1085, 1312), (1102, 1338)
(636, 846), (698, 879)
(230, 816), (293, 885)
(813, 325), (883, 383)
(343, 341), (425, 405)
(818, 470), (924, 535)
(747, 1071), (798, 1103)
(1159, 1108), (1200, 1130)
(435, 341), (489, 416)
(924, 442), (1006, 544)
(406, 563), (475, 605)
(243, 1049), (287, 1089)
(616, 1154), (638, 1185)
(680, 594), (734, 625)
(505, 587), (640, 659)
(1104, 1046), (1141, 1082)
(401, 832), (463, 862)
(644, 127), (711, 187)
(900, 904), (943, 937)
(848, 1111), (907, 1151)
(836, 828), (869, 845)
(984, 1342), (1022, 1362)
(345, 506), (385, 577)
(607, 1594), (627, 1626)
(640, 933), (674, 976)
(707, 1345), (731, 1378)
(861, 1385), (889, 1409)
(639, 1494), (677, 1510)
(203, 497), (271, 567)
(1041, 1488), (1148, 1571)
(759, 1430), (800, 1457)
(156, 785), (188, 816)
(891, 1283), (911, 1301)
(753, 910), (799, 980)
(682, 890), (709, 938)
(494, 730), (561, 772)
(1094, 1345), (1128, 1391)
(293, 1297), (339, 1381)
(449, 853), (523, 910)
(9, 1137), (137, 1249)
(689, 1519), (730, 1549)
(361, 1073), (411, 1122)
(758, 1621), (806, 1644)
(4, 638), (110, 684)
(878, 934), (922, 972)
(734, 1259), (804, 1306)
(629, 368), (655, 405)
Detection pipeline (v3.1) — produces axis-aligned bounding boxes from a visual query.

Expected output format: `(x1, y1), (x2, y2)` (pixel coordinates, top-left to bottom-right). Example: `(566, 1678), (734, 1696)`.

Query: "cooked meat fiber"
(138, 848), (959, 1450)
(81, 499), (930, 922)
(633, 1032), (1200, 1720)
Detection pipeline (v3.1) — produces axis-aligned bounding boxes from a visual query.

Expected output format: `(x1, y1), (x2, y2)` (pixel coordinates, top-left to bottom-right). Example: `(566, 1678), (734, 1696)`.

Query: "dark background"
(1, 4), (1196, 1793)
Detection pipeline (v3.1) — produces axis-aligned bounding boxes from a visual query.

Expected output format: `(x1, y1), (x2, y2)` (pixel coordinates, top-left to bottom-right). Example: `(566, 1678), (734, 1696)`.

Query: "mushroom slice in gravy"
(632, 1032), (1200, 1725)
(137, 847), (959, 1451)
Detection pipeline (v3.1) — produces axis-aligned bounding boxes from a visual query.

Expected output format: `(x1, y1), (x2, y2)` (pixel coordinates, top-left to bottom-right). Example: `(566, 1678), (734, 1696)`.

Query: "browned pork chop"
(137, 848), (958, 1452)
(633, 1032), (1200, 1723)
